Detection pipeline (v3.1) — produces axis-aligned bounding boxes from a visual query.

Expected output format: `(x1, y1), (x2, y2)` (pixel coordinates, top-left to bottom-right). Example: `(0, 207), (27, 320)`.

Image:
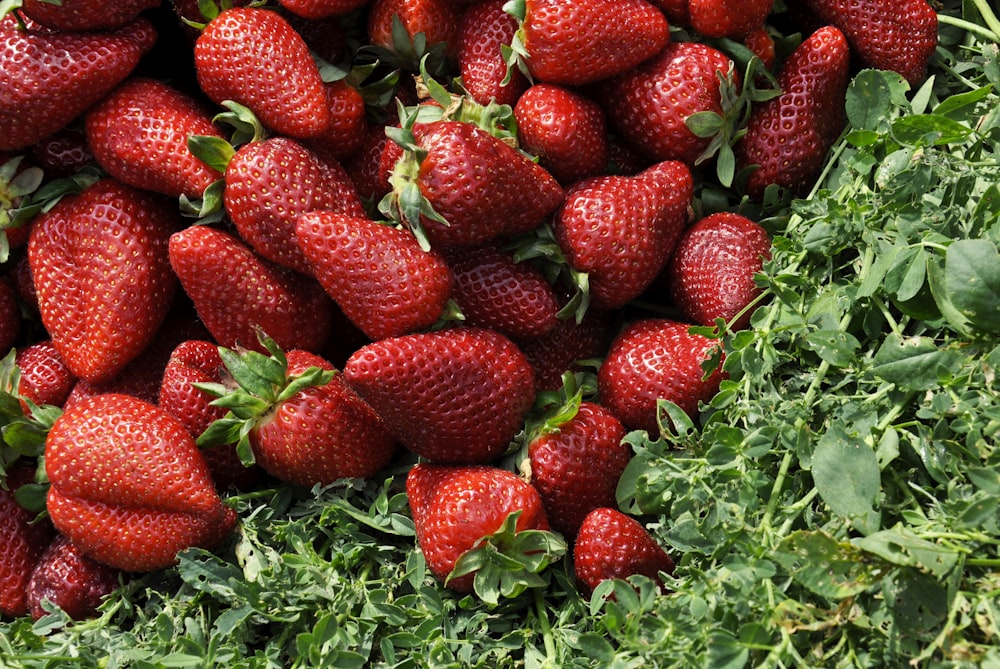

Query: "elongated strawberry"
(45, 393), (237, 573)
(168, 225), (333, 355)
(343, 327), (536, 463)
(573, 507), (675, 594)
(194, 7), (332, 139)
(85, 78), (225, 201)
(1, 464), (55, 618)
(507, 0), (670, 86)
(457, 0), (529, 107)
(666, 212), (771, 330)
(553, 161), (693, 310)
(598, 318), (726, 434)
(736, 25), (850, 200)
(295, 211), (454, 341)
(18, 0), (161, 31)
(804, 0), (937, 86)
(0, 14), (156, 151)
(688, 0), (773, 38)
(26, 533), (123, 621)
(28, 179), (179, 384)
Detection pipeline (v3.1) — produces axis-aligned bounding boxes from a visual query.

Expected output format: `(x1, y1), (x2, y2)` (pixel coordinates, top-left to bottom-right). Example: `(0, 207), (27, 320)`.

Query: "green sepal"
(179, 178), (225, 222)
(213, 100), (268, 148)
(187, 136), (235, 175)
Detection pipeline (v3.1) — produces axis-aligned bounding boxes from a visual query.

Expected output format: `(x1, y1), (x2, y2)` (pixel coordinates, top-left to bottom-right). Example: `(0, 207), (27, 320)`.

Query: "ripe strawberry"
(18, 0), (161, 31)
(513, 84), (610, 186)
(515, 304), (618, 393)
(647, 0), (689, 25)
(0, 274), (21, 354)
(666, 212), (771, 331)
(803, 0), (938, 86)
(277, 0), (369, 21)
(552, 161), (693, 310)
(85, 78), (225, 201)
(367, 0), (461, 67)
(223, 136), (367, 275)
(688, 0), (773, 38)
(25, 533), (122, 621)
(168, 225), (333, 355)
(1, 464), (55, 618)
(45, 393), (238, 573)
(508, 0), (671, 86)
(28, 128), (95, 179)
(15, 340), (76, 411)
(573, 507), (675, 594)
(28, 179), (179, 384)
(346, 120), (396, 204)
(598, 318), (727, 434)
(343, 327), (536, 463)
(295, 211), (454, 341)
(194, 7), (332, 140)
(457, 0), (529, 108)
(742, 24), (777, 71)
(307, 80), (370, 164)
(600, 41), (737, 166)
(0, 14), (157, 151)
(736, 25), (850, 200)
(406, 463), (551, 593)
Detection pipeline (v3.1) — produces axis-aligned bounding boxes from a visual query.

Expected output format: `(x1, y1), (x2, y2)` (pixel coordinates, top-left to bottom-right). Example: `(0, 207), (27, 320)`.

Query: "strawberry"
(552, 161), (693, 311)
(599, 41), (737, 166)
(666, 212), (771, 331)
(295, 211), (455, 341)
(27, 178), (179, 384)
(742, 24), (777, 71)
(406, 463), (553, 593)
(688, 0), (773, 38)
(25, 533), (122, 621)
(803, 0), (938, 86)
(277, 0), (369, 21)
(0, 274), (21, 354)
(736, 25), (850, 200)
(457, 0), (529, 108)
(1, 464), (55, 618)
(367, 0), (461, 69)
(513, 84), (610, 186)
(18, 0), (161, 31)
(307, 80), (370, 164)
(0, 14), (157, 151)
(198, 337), (398, 487)
(597, 318), (726, 434)
(646, 0), (690, 26)
(168, 225), (333, 355)
(194, 7), (332, 140)
(44, 393), (238, 573)
(15, 340), (76, 411)
(85, 77), (226, 201)
(28, 128), (95, 179)
(573, 507), (675, 594)
(343, 327), (536, 464)
(515, 304), (618, 393)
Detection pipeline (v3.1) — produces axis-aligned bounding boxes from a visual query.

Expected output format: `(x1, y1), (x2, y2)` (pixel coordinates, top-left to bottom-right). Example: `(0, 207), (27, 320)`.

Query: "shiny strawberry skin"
(44, 393), (238, 573)
(515, 305), (618, 393)
(597, 318), (727, 434)
(15, 340), (77, 411)
(457, 0), (529, 107)
(0, 15), (157, 151)
(688, 0), (773, 38)
(307, 80), (370, 164)
(27, 179), (179, 384)
(20, 0), (161, 31)
(573, 507), (675, 594)
(278, 0), (369, 21)
(1, 465), (56, 618)
(367, 0), (461, 62)
(295, 211), (454, 341)
(28, 128), (95, 179)
(26, 533), (123, 621)
(343, 327), (536, 464)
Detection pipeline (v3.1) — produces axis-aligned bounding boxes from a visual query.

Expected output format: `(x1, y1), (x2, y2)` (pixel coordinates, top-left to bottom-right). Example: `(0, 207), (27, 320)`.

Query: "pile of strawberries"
(0, 0), (937, 623)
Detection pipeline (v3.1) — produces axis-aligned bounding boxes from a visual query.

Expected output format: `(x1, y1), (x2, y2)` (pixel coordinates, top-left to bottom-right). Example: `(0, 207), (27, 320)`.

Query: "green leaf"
(845, 69), (910, 131)
(852, 525), (959, 578)
(892, 114), (975, 146)
(802, 330), (861, 367)
(810, 426), (881, 535)
(869, 334), (962, 391)
(941, 238), (1000, 332)
(772, 530), (889, 599)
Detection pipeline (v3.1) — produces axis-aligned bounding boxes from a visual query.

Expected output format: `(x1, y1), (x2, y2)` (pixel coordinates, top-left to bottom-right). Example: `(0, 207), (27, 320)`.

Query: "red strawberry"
(688, 0), (773, 38)
(346, 120), (396, 204)
(223, 136), (366, 275)
(27, 179), (179, 384)
(598, 318), (726, 434)
(0, 14), (157, 151)
(19, 0), (161, 31)
(0, 274), (21, 354)
(277, 0), (369, 21)
(25, 533), (123, 621)
(343, 327), (536, 464)
(15, 340), (76, 411)
(85, 78), (225, 201)
(367, 0), (461, 67)
(168, 225), (333, 355)
(647, 0), (689, 25)
(515, 304), (618, 393)
(666, 212), (771, 331)
(600, 41), (737, 166)
(44, 393), (237, 573)
(736, 25), (850, 200)
(509, 0), (670, 86)
(295, 211), (454, 341)
(742, 24), (777, 71)
(194, 7), (332, 140)
(803, 0), (938, 86)
(406, 463), (551, 593)
(457, 0), (529, 108)
(28, 127), (95, 179)
(573, 507), (675, 594)
(552, 161), (693, 310)
(307, 80), (370, 164)
(1, 464), (55, 618)
(513, 84), (610, 186)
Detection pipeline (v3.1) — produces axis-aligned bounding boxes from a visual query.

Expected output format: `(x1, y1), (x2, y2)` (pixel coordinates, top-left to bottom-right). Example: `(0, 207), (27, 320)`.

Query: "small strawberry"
(168, 225), (334, 355)
(15, 340), (76, 411)
(26, 533), (123, 621)
(457, 0), (529, 108)
(1, 464), (55, 618)
(307, 79), (370, 164)
(28, 128), (95, 179)
(45, 393), (238, 573)
(277, 0), (369, 21)
(688, 0), (773, 38)
(597, 318), (726, 434)
(366, 0), (461, 71)
(666, 212), (771, 331)
(17, 0), (161, 31)
(295, 210), (455, 341)
(343, 327), (536, 464)
(742, 24), (777, 71)
(573, 507), (675, 594)
(647, 0), (689, 25)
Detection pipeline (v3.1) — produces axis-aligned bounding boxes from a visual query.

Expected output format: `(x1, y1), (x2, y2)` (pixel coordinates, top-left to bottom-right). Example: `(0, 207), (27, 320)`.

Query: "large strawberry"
(598, 318), (726, 434)
(25, 533), (123, 621)
(17, 0), (161, 31)
(28, 178), (179, 384)
(552, 161), (693, 311)
(295, 211), (454, 341)
(343, 327), (536, 464)
(194, 7), (332, 140)
(457, 0), (529, 108)
(1, 464), (55, 618)
(735, 25), (850, 200)
(45, 393), (237, 573)
(573, 507), (675, 594)
(0, 14), (157, 151)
